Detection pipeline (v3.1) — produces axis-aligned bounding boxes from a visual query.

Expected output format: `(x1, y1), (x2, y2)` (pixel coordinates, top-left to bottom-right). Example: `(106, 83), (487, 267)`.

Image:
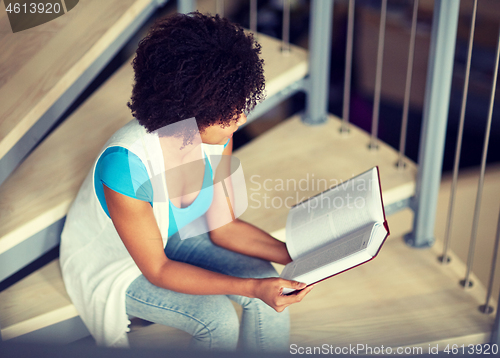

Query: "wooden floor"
(287, 224), (494, 349)
(126, 211), (495, 350)
(236, 114), (417, 234)
(0, 0), (152, 161)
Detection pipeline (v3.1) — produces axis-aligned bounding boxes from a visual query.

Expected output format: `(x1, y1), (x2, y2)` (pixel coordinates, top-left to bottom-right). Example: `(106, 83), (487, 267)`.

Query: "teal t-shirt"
(94, 142), (227, 237)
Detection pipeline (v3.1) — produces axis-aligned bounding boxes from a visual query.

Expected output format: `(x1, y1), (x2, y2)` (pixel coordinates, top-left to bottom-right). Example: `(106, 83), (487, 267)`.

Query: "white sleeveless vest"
(59, 120), (226, 347)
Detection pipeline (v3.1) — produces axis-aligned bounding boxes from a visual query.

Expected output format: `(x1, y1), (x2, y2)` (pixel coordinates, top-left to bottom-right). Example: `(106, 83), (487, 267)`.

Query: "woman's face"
(200, 112), (247, 145)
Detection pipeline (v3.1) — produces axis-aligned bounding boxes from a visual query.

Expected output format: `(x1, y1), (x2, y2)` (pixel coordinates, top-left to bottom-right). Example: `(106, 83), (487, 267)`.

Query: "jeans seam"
(256, 301), (265, 350)
(125, 292), (213, 349)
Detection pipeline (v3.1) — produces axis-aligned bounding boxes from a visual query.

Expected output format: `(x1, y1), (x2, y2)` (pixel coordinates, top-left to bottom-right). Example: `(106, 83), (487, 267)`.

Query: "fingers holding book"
(252, 278), (314, 312)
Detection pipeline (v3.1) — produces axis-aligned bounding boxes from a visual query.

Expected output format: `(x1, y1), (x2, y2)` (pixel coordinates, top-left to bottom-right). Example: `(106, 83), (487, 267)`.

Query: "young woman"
(60, 12), (313, 351)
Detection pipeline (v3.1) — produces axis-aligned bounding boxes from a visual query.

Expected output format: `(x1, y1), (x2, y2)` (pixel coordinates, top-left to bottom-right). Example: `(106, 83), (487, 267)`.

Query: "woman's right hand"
(251, 277), (314, 312)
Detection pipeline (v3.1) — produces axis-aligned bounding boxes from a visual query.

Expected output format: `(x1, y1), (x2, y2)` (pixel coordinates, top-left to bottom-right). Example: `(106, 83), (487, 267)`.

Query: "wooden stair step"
(0, 59), (136, 281)
(255, 32), (308, 99)
(0, 28), (308, 290)
(0, 259), (76, 341)
(0, 0), (163, 184)
(236, 114), (417, 234)
(288, 232), (494, 349)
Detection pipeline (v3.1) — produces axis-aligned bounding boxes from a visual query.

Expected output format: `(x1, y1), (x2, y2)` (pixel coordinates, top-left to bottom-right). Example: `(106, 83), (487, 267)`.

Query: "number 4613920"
(443, 344), (498, 355)
(5, 2), (62, 14)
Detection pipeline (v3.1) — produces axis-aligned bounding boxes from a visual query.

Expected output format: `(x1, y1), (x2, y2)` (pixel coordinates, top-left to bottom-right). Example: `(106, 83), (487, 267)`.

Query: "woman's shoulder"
(106, 120), (149, 147)
(96, 146), (152, 202)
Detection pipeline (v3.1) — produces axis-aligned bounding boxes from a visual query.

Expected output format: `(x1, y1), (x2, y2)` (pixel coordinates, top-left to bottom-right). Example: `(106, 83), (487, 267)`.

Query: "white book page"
(281, 222), (387, 294)
(285, 210), (335, 260)
(286, 167), (382, 259)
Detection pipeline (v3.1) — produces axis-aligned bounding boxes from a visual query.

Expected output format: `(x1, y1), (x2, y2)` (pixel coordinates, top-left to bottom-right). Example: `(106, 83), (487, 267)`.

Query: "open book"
(280, 167), (389, 294)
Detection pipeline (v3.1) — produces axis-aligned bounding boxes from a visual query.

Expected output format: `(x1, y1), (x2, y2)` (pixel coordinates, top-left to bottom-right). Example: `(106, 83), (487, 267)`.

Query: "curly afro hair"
(127, 11), (265, 141)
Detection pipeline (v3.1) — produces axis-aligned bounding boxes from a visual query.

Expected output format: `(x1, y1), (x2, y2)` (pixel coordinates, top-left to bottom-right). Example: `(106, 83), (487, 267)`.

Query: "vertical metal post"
(302, 0), (333, 126)
(369, 0), (388, 150)
(493, 304), (500, 344)
(341, 0), (355, 134)
(178, 0), (195, 14)
(250, 0), (257, 34)
(216, 0), (224, 18)
(440, 0), (478, 264)
(493, 253), (500, 344)
(461, 27), (500, 288)
(480, 208), (500, 314)
(396, 0), (419, 169)
(493, 209), (500, 344)
(404, 0), (460, 248)
(281, 0), (291, 53)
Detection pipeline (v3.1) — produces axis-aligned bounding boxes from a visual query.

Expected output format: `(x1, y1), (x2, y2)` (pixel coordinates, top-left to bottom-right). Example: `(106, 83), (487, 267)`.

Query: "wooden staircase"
(0, 0), (495, 351)
(0, 1), (309, 343)
(0, 0), (165, 186)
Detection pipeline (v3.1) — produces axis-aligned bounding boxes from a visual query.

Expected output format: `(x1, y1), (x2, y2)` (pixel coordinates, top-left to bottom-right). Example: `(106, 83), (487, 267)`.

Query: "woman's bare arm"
(210, 219), (292, 265)
(103, 184), (312, 312)
(206, 138), (293, 265)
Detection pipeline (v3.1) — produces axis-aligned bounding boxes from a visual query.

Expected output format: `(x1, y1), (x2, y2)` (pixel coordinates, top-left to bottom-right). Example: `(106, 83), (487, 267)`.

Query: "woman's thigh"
(126, 232), (288, 351)
(126, 274), (239, 350)
(163, 232), (290, 351)
(164, 232), (279, 279)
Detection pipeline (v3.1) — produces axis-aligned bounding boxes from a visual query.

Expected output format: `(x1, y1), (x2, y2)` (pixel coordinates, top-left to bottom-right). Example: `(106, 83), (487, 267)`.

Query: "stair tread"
(236, 114), (417, 234)
(255, 32), (308, 98)
(0, 259), (75, 340)
(0, 59), (136, 257)
(288, 234), (494, 348)
(0, 31), (309, 257)
(0, 0), (154, 162)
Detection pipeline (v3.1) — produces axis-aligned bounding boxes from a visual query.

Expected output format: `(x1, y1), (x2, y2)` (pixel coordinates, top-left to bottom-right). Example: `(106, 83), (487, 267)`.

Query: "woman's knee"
(235, 296), (290, 351)
(239, 296), (290, 325)
(126, 280), (240, 351)
(187, 296), (240, 350)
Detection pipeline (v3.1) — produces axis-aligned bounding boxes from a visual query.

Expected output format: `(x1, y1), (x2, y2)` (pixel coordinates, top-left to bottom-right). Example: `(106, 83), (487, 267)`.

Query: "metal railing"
(345, 0), (500, 344)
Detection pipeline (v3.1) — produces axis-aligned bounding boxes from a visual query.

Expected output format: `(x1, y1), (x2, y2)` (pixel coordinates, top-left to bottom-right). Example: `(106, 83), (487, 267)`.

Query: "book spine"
(376, 166), (390, 236)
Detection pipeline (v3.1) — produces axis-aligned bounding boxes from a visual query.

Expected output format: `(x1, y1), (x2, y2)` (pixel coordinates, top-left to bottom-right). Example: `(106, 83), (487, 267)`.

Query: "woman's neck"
(158, 134), (203, 168)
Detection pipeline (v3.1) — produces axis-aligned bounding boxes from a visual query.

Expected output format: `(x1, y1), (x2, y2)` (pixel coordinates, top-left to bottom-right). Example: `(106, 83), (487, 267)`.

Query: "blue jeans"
(125, 232), (290, 352)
